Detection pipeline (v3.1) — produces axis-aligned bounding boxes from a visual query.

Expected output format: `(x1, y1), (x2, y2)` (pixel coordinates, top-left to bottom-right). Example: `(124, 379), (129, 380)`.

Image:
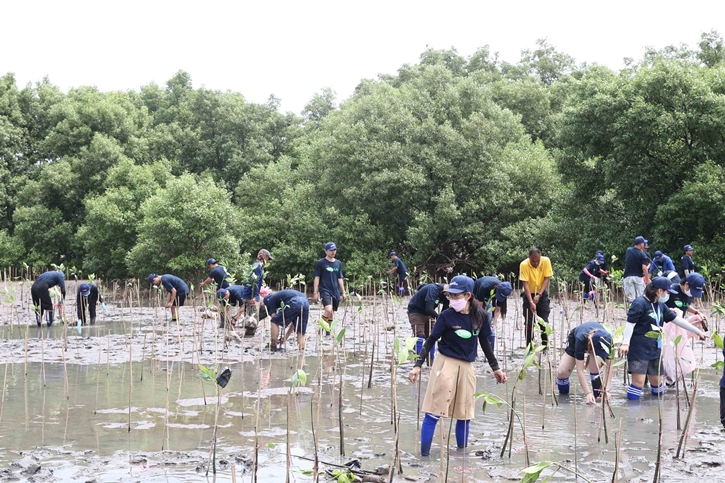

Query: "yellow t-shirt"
(519, 256), (553, 294)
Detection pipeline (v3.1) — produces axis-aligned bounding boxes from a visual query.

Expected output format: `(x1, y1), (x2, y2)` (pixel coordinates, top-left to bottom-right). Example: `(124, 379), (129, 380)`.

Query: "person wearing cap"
(595, 250), (610, 274)
(201, 258), (231, 291)
(407, 283), (449, 361)
(76, 282), (106, 325)
(519, 248), (553, 348)
(649, 251), (679, 282)
(555, 321), (613, 404)
(217, 285), (268, 333)
(387, 251), (408, 296)
(241, 249), (274, 310)
(313, 242), (346, 325)
(618, 277), (706, 400)
(662, 272), (708, 385)
(473, 276), (512, 353)
(680, 244), (695, 277)
(579, 254), (606, 302)
(31, 269), (66, 327)
(408, 275), (507, 456)
(623, 236), (650, 304)
(148, 273), (189, 322)
(263, 289), (310, 351)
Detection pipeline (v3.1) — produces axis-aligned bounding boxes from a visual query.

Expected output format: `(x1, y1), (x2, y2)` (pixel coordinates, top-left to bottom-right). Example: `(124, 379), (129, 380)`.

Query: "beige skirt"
(421, 352), (476, 420)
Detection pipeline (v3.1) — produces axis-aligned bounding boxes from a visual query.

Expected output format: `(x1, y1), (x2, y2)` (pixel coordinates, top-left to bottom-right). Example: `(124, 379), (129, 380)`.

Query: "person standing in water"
(408, 275), (507, 456)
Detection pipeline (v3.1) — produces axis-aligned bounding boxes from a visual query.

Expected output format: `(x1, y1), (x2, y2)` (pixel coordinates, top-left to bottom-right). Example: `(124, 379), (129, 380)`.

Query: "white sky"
(3, 0), (724, 114)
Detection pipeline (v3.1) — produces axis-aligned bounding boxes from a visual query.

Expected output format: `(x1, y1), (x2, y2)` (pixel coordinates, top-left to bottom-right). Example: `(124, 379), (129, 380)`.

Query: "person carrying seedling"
(618, 277), (706, 400)
(623, 236), (650, 304)
(519, 248), (553, 349)
(408, 275), (507, 456)
(680, 244), (695, 277)
(387, 251), (408, 296)
(148, 273), (189, 323)
(76, 282), (107, 325)
(555, 321), (613, 404)
(579, 253), (606, 303)
(407, 283), (449, 361)
(661, 272), (708, 385)
(31, 269), (66, 327)
(263, 289), (309, 351)
(312, 242), (346, 326)
(473, 276), (512, 353)
(241, 249), (273, 314)
(649, 250), (680, 283)
(201, 258), (231, 291)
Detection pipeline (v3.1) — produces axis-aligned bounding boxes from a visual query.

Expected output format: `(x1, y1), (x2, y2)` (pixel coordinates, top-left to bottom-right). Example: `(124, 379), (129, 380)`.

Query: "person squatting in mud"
(31, 269), (66, 327)
(408, 275), (507, 456)
(619, 277), (707, 400)
(263, 289), (309, 351)
(556, 321), (613, 404)
(216, 285), (270, 334)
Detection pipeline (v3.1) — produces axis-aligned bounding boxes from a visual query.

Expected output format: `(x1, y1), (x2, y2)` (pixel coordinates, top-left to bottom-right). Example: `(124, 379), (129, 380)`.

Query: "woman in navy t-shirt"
(408, 275), (507, 456)
(618, 277), (706, 400)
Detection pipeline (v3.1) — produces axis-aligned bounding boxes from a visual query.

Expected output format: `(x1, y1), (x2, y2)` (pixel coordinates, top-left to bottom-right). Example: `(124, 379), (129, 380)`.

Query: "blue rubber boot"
(421, 414), (439, 456)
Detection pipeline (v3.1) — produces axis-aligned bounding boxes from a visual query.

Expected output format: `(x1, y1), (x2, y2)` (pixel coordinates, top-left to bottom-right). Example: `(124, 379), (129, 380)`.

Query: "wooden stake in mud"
(94, 342), (102, 415)
(128, 344), (132, 432)
(0, 362), (7, 424)
(676, 374), (700, 459)
(612, 417), (623, 483)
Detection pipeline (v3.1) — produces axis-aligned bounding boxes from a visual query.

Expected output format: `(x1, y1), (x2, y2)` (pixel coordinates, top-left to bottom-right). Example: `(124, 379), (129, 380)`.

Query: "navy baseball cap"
(79, 283), (91, 296)
(654, 250), (663, 258)
(592, 329), (612, 360)
(324, 242), (337, 251)
(651, 276), (677, 294)
(446, 275), (474, 294)
(388, 251), (396, 258)
(495, 281), (513, 302)
(684, 244), (694, 252)
(634, 236), (646, 245)
(147, 274), (157, 284)
(206, 258), (218, 266)
(216, 288), (229, 300)
(685, 273), (705, 298)
(596, 255), (605, 264)
(259, 249), (274, 260)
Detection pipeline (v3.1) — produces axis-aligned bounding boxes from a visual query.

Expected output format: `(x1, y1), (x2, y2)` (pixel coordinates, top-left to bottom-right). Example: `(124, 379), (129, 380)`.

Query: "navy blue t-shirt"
(393, 258), (408, 280)
(623, 247), (649, 278)
(161, 275), (189, 296)
(264, 290), (309, 323)
(209, 265), (231, 289)
(680, 255), (695, 276)
(408, 284), (448, 315)
(313, 258), (344, 299)
(626, 295), (677, 361)
(568, 321), (605, 360)
(244, 261), (264, 299)
(429, 307), (492, 363)
(36, 271), (66, 295)
(579, 260), (603, 283)
(223, 285), (246, 306)
(665, 283), (692, 315)
(473, 276), (500, 305)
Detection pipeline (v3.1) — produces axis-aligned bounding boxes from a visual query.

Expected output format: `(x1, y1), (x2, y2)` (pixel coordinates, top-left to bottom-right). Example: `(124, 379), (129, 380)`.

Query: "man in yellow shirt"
(519, 248), (553, 349)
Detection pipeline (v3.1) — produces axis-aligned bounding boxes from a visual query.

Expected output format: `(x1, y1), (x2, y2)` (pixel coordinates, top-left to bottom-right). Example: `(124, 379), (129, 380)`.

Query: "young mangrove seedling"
(198, 363), (232, 475)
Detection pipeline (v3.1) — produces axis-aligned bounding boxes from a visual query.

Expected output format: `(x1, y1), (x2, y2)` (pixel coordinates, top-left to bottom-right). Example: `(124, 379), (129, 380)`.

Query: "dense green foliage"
(2, 33), (725, 284)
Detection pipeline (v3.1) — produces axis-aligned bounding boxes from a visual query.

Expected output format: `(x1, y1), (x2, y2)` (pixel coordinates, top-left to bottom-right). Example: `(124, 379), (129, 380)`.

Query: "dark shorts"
(564, 329), (577, 358)
(321, 293), (339, 311)
(628, 358), (661, 376)
(408, 312), (433, 338)
(31, 282), (53, 313)
(271, 298), (309, 334)
(171, 293), (187, 307)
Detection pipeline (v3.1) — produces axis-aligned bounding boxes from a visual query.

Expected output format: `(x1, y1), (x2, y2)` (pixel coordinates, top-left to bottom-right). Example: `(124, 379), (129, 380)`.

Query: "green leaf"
(405, 337), (419, 352)
(673, 335), (682, 346)
(521, 461), (553, 474)
(394, 338), (400, 354)
(317, 317), (331, 333)
(713, 331), (724, 349)
(397, 350), (409, 366)
(712, 361), (725, 370)
(645, 331), (662, 339)
(266, 442), (276, 448)
(337, 327), (346, 344)
(613, 359), (626, 368)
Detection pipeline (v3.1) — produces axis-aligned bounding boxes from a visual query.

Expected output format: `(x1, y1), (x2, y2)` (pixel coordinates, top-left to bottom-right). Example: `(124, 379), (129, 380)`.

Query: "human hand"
(529, 301), (537, 313)
(618, 344), (629, 357)
(585, 392), (596, 405)
(409, 366), (421, 383)
(312, 293), (319, 303)
(341, 293), (346, 301)
(165, 301), (173, 308)
(493, 370), (507, 384)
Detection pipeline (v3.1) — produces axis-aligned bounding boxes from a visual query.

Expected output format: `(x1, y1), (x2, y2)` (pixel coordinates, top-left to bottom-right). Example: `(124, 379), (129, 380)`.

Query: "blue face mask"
(660, 293), (670, 303)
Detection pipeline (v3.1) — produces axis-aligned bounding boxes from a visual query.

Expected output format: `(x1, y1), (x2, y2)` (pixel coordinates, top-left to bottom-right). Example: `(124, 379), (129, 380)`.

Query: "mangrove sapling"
(520, 461), (594, 483)
(287, 369), (308, 482)
(612, 417), (624, 483)
(199, 363), (232, 475)
(676, 369), (701, 459)
(475, 391), (530, 467)
(643, 325), (667, 483)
